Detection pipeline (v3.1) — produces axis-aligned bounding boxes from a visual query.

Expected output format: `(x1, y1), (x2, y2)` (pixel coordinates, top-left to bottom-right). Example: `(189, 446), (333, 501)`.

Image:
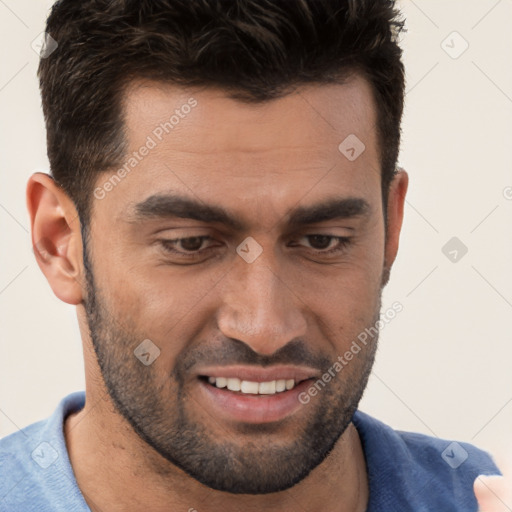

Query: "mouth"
(194, 366), (318, 424)
(199, 375), (306, 395)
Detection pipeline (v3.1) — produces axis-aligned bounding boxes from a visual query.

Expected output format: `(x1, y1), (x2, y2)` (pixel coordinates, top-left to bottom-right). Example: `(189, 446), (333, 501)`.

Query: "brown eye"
(159, 236), (212, 255)
(179, 237), (205, 251)
(307, 235), (334, 250)
(289, 234), (352, 256)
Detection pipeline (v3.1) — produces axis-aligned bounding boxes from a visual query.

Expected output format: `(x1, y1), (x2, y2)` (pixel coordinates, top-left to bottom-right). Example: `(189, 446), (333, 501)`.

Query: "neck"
(64, 392), (369, 512)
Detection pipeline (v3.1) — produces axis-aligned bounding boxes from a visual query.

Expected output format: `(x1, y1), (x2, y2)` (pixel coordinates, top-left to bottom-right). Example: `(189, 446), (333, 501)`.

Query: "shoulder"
(0, 416), (55, 502)
(352, 410), (501, 512)
(0, 392), (88, 512)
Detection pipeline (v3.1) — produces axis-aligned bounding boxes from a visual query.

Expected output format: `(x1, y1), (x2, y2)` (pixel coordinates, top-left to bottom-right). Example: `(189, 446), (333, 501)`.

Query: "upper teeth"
(208, 377), (296, 394)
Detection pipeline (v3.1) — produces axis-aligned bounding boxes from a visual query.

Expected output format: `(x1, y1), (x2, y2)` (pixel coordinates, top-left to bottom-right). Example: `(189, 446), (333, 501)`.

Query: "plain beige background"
(1, 0), (511, 463)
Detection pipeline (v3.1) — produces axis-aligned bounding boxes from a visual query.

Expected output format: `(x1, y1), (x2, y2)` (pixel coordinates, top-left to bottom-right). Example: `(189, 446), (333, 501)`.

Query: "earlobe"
(382, 168), (409, 287)
(26, 172), (85, 305)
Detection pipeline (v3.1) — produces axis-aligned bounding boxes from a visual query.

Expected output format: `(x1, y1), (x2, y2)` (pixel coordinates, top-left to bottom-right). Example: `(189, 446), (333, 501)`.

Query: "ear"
(382, 168), (408, 287)
(26, 172), (85, 305)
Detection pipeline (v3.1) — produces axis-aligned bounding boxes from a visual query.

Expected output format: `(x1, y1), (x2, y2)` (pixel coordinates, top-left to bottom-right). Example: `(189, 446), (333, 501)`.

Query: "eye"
(157, 234), (352, 263)
(292, 235), (352, 255)
(159, 236), (215, 257)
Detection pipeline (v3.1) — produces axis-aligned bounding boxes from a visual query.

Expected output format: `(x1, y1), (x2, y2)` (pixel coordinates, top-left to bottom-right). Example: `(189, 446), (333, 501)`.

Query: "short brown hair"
(38, 0), (405, 224)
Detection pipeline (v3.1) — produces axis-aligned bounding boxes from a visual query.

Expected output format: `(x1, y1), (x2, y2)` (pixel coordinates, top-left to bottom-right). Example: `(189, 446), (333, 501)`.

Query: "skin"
(27, 74), (408, 512)
(474, 462), (512, 511)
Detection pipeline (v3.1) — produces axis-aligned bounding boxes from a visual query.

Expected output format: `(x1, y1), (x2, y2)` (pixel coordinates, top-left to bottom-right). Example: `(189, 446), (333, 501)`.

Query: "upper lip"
(197, 365), (318, 383)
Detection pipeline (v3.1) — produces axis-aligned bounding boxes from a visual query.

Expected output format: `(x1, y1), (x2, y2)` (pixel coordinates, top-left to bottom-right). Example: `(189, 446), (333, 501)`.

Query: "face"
(82, 76), (391, 494)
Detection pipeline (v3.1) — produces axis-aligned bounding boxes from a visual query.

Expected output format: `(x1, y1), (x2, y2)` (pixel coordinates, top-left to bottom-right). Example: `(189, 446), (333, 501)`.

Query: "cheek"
(312, 269), (382, 338)
(96, 261), (226, 360)
(297, 239), (385, 346)
(302, 234), (385, 308)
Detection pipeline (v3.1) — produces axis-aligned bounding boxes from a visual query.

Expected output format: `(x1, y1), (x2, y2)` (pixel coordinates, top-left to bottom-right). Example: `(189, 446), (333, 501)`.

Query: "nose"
(216, 247), (308, 355)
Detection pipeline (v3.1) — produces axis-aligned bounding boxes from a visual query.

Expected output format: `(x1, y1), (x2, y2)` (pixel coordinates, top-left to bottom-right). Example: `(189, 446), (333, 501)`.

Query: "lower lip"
(197, 378), (313, 424)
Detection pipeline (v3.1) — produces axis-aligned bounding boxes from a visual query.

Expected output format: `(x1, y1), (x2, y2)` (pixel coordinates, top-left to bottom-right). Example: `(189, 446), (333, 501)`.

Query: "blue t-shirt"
(0, 391), (500, 511)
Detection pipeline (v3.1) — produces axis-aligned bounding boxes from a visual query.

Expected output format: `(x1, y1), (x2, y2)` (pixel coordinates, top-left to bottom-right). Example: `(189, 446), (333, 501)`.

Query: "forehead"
(122, 76), (378, 156)
(98, 76), (381, 226)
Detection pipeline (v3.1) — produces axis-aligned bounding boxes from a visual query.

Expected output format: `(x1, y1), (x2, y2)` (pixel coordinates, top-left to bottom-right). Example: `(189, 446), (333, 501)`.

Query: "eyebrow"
(127, 193), (370, 231)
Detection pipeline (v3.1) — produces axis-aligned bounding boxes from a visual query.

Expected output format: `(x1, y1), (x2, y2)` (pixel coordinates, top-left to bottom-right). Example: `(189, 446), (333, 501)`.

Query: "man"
(0, 1), (502, 510)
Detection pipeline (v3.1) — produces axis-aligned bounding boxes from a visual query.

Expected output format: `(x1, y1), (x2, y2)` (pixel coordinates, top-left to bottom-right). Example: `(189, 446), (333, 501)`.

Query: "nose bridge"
(217, 250), (307, 355)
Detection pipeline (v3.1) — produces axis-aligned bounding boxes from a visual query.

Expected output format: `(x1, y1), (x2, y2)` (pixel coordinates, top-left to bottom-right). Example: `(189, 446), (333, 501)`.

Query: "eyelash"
(158, 235), (352, 259)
